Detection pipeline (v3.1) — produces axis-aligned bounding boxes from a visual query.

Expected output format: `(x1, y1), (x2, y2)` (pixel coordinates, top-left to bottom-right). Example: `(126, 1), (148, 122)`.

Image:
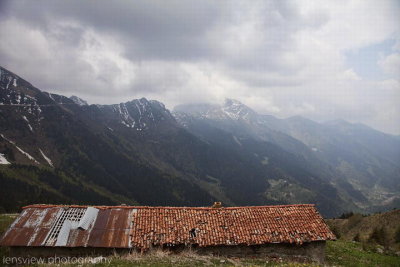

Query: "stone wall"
(9, 241), (326, 264)
(9, 247), (129, 258)
(195, 241), (326, 263)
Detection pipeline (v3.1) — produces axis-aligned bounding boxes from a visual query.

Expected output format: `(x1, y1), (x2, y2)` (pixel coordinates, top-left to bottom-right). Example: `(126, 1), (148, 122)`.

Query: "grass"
(0, 214), (16, 235)
(326, 240), (400, 267)
(0, 213), (17, 264)
(36, 250), (319, 267)
(46, 243), (398, 267)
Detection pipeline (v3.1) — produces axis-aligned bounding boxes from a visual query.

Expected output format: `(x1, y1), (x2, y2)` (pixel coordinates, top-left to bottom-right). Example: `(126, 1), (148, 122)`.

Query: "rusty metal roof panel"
(86, 229), (131, 248)
(11, 208), (34, 228)
(66, 228), (91, 247)
(105, 209), (133, 230)
(92, 209), (111, 230)
(64, 208), (133, 248)
(0, 207), (63, 247)
(0, 228), (34, 246)
(28, 228), (52, 247)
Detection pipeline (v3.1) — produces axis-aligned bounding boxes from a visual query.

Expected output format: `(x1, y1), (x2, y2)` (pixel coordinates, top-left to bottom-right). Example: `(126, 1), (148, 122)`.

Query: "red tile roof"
(0, 204), (335, 250)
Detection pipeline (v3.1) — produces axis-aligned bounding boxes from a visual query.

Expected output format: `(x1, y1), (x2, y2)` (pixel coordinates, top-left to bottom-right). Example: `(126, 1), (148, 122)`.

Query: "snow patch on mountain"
(172, 112), (191, 128)
(70, 95), (88, 106)
(6, 76), (12, 89)
(39, 149), (53, 167)
(221, 99), (256, 121)
(107, 98), (173, 130)
(0, 133), (39, 164)
(27, 123), (33, 132)
(232, 135), (242, 146)
(46, 92), (55, 101)
(114, 102), (136, 128)
(22, 116), (34, 132)
(0, 153), (10, 164)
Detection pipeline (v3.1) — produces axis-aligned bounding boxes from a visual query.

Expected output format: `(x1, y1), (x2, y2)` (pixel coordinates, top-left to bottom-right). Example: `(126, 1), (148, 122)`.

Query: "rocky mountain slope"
(174, 99), (400, 212)
(0, 66), (398, 217)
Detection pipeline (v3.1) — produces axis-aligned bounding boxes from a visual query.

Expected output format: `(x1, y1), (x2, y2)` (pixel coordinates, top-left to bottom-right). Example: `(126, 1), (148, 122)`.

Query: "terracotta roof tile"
(128, 204), (335, 250)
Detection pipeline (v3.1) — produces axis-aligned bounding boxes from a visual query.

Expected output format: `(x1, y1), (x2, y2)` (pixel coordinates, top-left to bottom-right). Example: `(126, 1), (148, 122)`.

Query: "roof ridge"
(22, 203), (316, 210)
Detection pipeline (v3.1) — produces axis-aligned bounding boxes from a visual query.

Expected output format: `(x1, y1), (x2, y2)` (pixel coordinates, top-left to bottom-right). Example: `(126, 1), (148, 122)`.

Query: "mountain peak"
(224, 98), (244, 107)
(98, 97), (174, 130)
(324, 119), (350, 126)
(126, 98), (167, 112)
(173, 99), (256, 122)
(70, 95), (88, 106)
(222, 98), (256, 121)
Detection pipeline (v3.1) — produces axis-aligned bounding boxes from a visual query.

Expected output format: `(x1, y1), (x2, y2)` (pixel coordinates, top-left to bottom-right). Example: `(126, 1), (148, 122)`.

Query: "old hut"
(0, 204), (335, 263)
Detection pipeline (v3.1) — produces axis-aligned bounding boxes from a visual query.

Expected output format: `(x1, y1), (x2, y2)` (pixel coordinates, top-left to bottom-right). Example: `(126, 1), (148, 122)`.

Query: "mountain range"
(0, 66), (399, 217)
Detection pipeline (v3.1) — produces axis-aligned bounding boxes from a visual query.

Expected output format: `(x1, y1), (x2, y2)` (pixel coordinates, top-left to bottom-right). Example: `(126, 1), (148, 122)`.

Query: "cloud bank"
(0, 0), (399, 134)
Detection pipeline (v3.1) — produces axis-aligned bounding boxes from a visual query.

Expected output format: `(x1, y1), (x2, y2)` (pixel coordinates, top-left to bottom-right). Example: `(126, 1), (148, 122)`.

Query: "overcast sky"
(0, 0), (399, 134)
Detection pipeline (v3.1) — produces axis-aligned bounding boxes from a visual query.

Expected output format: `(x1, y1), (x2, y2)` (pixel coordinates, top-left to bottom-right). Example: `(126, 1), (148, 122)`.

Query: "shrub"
(395, 226), (400, 243)
(362, 242), (376, 253)
(369, 227), (387, 247)
(353, 233), (361, 242)
(347, 214), (363, 229)
(339, 212), (354, 219)
(330, 225), (341, 239)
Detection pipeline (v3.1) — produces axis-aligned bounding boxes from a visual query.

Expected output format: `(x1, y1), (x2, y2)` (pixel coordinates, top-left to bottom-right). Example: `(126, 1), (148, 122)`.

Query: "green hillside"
(327, 209), (400, 252)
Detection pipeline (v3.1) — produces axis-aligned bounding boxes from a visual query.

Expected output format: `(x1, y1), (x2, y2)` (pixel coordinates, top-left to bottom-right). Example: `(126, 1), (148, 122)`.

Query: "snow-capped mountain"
(1, 65), (399, 217)
(0, 66), (216, 211)
(174, 99), (316, 159)
(94, 98), (175, 131)
(175, 98), (257, 122)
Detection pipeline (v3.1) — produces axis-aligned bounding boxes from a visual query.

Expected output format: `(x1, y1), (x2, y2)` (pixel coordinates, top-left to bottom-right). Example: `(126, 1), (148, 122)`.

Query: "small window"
(189, 228), (198, 238)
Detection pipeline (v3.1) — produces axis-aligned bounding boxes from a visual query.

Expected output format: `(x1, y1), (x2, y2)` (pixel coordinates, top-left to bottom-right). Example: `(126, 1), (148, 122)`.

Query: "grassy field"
(0, 214), (16, 234)
(0, 214), (399, 266)
(325, 240), (400, 267)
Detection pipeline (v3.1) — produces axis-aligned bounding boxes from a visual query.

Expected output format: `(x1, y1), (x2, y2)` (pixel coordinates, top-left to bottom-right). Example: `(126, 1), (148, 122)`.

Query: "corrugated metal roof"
(0, 206), (135, 248)
(0, 204), (335, 250)
(78, 207), (99, 230)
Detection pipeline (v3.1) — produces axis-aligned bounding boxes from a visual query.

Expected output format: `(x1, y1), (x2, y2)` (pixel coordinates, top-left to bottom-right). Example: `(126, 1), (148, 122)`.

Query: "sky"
(0, 0), (399, 134)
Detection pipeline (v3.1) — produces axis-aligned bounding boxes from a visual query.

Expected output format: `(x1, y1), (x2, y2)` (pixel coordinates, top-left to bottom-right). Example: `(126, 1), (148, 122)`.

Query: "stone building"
(0, 203), (335, 263)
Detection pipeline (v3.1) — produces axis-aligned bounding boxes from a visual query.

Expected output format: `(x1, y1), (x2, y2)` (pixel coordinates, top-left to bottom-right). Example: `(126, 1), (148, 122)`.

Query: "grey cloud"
(0, 0), (399, 134)
(2, 0), (314, 69)
(2, 0), (222, 61)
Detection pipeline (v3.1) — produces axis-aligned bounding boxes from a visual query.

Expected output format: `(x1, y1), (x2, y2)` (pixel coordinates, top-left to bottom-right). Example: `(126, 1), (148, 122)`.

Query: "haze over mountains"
(0, 66), (399, 217)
